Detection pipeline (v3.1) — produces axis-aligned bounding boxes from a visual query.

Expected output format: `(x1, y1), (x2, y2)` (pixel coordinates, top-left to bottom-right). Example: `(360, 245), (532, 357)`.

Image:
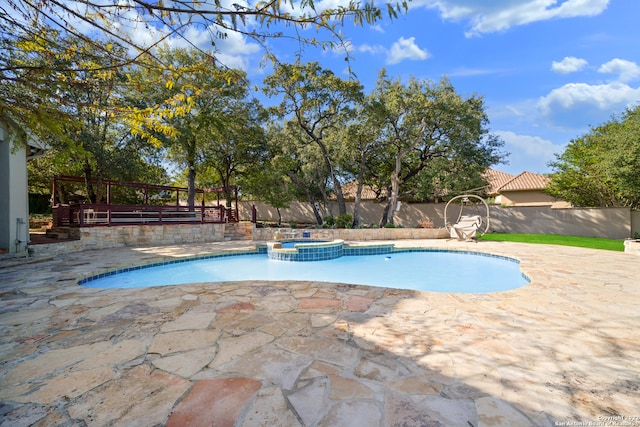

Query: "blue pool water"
(82, 250), (530, 293)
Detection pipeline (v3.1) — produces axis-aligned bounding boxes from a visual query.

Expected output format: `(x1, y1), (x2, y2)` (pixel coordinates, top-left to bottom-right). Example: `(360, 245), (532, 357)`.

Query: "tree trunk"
(352, 182), (363, 227)
(379, 192), (391, 227)
(95, 172), (104, 204)
(386, 156), (402, 225)
(308, 197), (324, 225)
(385, 119), (428, 225)
(352, 149), (368, 227)
(331, 175), (347, 216)
(187, 161), (196, 208)
(83, 158), (97, 203)
(318, 183), (333, 218)
(315, 140), (346, 216)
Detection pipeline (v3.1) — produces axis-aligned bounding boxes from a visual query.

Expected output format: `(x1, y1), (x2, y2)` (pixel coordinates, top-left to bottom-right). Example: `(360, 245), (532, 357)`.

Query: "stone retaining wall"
(30, 223), (226, 257)
(252, 227), (449, 241)
(28, 224), (450, 258)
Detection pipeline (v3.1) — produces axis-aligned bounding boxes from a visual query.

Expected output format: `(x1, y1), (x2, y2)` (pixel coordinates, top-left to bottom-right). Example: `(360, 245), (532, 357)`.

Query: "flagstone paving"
(0, 239), (638, 426)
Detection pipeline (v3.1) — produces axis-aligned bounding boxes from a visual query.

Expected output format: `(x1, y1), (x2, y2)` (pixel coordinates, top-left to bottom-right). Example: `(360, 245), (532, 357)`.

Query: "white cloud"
(551, 56), (588, 74)
(414, 0), (610, 36)
(495, 130), (561, 173)
(598, 58), (640, 83)
(448, 66), (504, 77)
(537, 82), (640, 128)
(358, 43), (386, 56)
(496, 130), (557, 157)
(386, 37), (430, 65)
(123, 15), (260, 71)
(506, 105), (525, 117)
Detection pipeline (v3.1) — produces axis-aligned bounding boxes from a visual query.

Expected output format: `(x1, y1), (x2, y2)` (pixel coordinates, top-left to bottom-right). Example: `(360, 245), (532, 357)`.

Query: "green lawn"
(478, 233), (625, 252)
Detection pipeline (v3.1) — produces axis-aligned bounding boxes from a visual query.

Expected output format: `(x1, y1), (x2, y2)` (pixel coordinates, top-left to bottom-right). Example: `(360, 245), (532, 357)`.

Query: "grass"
(479, 233), (625, 252)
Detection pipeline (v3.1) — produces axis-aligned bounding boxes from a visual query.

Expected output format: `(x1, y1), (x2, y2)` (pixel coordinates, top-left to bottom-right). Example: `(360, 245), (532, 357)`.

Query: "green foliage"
(28, 194), (52, 214)
(263, 61), (365, 216)
(364, 70), (505, 225)
(479, 233), (624, 252)
(547, 105), (640, 209)
(5, 30), (167, 203)
(321, 214), (354, 228)
(334, 214), (353, 228)
(2, 0), (407, 86)
(127, 47), (260, 206)
(323, 216), (336, 227)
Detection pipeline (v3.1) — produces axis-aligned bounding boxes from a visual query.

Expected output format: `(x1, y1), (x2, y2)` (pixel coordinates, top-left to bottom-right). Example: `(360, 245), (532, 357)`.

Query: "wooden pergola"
(51, 175), (239, 227)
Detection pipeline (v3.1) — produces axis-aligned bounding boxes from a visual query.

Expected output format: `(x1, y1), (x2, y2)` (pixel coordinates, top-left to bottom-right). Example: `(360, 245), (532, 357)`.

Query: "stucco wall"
(241, 201), (636, 239)
(632, 210), (640, 238)
(489, 206), (631, 239)
(240, 200), (445, 229)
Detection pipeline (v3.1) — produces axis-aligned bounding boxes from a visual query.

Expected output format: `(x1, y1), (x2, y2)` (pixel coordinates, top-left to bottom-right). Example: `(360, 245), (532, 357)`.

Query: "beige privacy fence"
(239, 200), (638, 240)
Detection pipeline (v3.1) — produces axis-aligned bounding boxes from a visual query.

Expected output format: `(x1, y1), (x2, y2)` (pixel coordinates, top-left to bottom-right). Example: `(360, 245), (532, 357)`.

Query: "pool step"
(223, 223), (253, 241)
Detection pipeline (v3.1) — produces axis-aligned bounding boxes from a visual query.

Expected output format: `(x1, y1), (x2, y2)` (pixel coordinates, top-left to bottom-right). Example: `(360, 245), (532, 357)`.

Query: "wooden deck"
(54, 204), (237, 227)
(52, 175), (241, 228)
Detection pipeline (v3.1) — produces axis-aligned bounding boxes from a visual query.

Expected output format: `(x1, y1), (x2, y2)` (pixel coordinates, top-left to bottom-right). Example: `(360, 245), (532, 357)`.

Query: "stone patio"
(0, 239), (638, 426)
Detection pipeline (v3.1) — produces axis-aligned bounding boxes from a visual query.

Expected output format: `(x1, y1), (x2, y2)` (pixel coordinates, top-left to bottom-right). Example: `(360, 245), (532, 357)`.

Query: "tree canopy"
(1, 0), (408, 151)
(547, 105), (640, 209)
(363, 70), (505, 225)
(263, 60), (364, 217)
(3, 15), (510, 227)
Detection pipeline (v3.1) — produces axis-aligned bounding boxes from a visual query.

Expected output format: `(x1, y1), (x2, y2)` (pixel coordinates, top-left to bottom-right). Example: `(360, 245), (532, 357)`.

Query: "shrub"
(335, 214), (353, 229)
(417, 218), (434, 229)
(323, 216), (335, 228)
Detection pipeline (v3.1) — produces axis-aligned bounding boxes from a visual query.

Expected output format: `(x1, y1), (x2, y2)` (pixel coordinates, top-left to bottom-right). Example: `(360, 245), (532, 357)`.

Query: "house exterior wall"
(0, 124), (29, 255)
(497, 190), (557, 206)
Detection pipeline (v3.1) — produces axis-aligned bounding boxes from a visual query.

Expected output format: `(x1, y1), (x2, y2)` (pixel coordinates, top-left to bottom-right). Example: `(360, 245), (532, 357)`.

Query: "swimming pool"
(81, 249), (530, 293)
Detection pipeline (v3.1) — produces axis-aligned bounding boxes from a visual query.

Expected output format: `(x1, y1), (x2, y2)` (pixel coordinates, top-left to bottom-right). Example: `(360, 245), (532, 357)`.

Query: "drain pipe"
(15, 217), (27, 256)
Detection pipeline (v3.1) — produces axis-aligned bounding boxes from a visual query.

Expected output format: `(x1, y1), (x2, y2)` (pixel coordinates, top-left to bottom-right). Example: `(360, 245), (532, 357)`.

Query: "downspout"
(15, 217), (28, 256)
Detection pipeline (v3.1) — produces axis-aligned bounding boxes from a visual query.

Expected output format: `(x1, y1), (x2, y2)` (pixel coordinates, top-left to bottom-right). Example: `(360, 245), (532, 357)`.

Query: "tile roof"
(335, 169), (550, 201)
(498, 171), (550, 191)
(483, 169), (515, 194)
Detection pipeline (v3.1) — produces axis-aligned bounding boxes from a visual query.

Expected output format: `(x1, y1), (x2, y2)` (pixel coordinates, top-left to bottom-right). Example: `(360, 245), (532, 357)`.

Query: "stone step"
(45, 232), (69, 240)
(45, 227), (70, 240)
(223, 223), (253, 241)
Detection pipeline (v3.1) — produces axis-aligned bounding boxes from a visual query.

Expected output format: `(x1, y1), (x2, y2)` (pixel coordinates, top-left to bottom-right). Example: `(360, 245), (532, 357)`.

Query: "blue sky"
(199, 0), (640, 175)
(8, 0), (639, 175)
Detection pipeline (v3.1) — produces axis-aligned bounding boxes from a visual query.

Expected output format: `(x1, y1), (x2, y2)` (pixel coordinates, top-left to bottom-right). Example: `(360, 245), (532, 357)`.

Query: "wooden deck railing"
(54, 204), (238, 227)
